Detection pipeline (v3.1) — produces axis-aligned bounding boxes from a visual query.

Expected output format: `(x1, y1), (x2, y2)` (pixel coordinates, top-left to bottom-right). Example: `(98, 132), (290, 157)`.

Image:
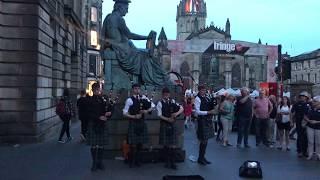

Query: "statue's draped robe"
(101, 12), (168, 86)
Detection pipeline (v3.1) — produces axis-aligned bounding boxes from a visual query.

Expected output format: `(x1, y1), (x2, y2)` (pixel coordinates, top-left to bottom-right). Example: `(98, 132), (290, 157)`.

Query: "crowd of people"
(183, 87), (320, 161)
(55, 83), (320, 173)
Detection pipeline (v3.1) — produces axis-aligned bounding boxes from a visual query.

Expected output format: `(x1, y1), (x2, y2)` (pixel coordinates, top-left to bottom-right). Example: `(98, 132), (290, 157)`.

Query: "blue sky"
(102, 0), (320, 56)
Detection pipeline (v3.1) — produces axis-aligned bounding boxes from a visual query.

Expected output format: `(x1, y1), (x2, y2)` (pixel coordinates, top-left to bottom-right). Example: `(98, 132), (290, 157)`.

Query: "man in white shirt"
(156, 87), (184, 169)
(123, 84), (153, 167)
(194, 85), (215, 165)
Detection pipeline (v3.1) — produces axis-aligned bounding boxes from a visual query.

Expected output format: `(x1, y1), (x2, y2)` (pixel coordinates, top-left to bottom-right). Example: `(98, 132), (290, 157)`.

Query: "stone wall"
(0, 0), (88, 143)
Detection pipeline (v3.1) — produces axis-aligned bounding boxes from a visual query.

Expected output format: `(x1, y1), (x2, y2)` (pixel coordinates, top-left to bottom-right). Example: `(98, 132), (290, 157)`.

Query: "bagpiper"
(123, 84), (153, 167)
(86, 83), (113, 172)
(194, 85), (216, 165)
(156, 87), (184, 169)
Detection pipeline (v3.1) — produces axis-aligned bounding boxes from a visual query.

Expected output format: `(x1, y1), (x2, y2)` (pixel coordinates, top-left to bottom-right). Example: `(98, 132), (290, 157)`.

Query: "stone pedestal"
(102, 49), (185, 159)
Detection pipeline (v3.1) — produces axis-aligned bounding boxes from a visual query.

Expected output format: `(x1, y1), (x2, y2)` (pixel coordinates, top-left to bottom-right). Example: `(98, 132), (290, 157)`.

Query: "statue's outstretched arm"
(119, 17), (148, 40)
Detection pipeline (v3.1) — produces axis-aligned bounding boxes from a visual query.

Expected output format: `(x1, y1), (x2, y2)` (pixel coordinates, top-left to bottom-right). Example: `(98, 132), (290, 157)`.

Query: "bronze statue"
(101, 0), (169, 86)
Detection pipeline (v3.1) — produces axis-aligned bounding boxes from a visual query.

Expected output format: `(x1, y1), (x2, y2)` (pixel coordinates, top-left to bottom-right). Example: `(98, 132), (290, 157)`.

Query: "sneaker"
(80, 134), (86, 141)
(58, 140), (65, 144)
(66, 136), (73, 142)
(286, 147), (291, 151)
(306, 156), (313, 160)
(227, 143), (233, 146)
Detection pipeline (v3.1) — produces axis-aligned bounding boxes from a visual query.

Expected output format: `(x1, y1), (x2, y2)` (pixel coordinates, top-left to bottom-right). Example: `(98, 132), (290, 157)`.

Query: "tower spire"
(225, 18), (231, 40)
(176, 0), (207, 40)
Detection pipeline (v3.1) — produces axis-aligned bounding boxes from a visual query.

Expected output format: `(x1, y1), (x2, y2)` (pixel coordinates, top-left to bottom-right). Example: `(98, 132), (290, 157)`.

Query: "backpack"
(56, 100), (66, 116)
(56, 99), (72, 116)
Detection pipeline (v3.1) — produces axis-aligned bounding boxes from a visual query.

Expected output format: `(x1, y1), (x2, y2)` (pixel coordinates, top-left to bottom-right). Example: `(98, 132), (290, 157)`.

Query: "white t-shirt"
(278, 105), (291, 123)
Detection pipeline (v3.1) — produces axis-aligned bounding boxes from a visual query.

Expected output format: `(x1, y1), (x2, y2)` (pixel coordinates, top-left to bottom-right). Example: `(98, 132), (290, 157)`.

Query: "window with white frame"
(90, 30), (98, 46)
(91, 7), (97, 22)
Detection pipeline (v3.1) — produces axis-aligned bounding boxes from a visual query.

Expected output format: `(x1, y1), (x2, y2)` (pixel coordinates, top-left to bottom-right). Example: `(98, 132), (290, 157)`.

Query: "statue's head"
(113, 0), (131, 16)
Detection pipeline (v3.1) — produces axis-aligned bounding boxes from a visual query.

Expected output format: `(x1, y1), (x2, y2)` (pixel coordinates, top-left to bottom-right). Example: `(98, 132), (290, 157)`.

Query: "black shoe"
(244, 144), (251, 148)
(164, 162), (170, 169)
(97, 161), (105, 170)
(263, 143), (270, 147)
(203, 158), (211, 165)
(170, 163), (177, 170)
(91, 162), (98, 172)
(135, 160), (141, 167)
(197, 159), (206, 166)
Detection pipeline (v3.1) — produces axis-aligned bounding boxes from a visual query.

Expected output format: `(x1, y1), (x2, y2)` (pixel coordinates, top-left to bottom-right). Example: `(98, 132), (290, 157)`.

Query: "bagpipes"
(102, 91), (119, 118)
(139, 94), (154, 115)
(167, 98), (181, 119)
(206, 92), (218, 110)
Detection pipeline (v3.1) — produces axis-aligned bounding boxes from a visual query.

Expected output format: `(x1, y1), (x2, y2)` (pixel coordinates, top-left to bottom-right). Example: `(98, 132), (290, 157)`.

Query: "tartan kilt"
(197, 116), (214, 141)
(86, 121), (109, 146)
(128, 120), (149, 145)
(159, 121), (177, 146)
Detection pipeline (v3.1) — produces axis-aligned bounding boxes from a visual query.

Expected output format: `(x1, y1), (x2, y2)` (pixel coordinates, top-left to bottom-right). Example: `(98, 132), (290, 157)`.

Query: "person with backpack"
(56, 88), (75, 143)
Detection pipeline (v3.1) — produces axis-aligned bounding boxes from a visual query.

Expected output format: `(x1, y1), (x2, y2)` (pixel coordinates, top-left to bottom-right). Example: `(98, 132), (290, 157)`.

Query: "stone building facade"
(289, 49), (320, 96)
(0, 0), (91, 143)
(163, 0), (278, 90)
(86, 0), (103, 93)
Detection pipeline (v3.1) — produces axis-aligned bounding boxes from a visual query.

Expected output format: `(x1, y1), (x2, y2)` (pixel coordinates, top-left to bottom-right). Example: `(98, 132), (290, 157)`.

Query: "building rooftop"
(290, 48), (320, 61)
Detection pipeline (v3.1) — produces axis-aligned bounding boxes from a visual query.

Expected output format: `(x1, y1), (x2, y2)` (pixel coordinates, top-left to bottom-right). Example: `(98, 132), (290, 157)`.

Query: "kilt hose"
(197, 116), (214, 141)
(128, 120), (149, 145)
(86, 121), (109, 146)
(159, 121), (178, 146)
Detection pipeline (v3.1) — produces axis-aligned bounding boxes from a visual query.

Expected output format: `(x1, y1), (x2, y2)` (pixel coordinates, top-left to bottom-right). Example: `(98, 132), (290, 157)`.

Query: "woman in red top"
(184, 97), (193, 129)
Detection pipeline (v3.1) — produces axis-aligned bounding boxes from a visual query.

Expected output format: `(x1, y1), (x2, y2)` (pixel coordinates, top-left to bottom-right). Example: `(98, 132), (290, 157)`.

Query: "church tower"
(176, 0), (207, 40)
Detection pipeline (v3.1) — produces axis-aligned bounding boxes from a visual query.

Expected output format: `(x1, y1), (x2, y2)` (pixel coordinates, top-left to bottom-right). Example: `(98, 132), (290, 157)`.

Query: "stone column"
(224, 60), (232, 88)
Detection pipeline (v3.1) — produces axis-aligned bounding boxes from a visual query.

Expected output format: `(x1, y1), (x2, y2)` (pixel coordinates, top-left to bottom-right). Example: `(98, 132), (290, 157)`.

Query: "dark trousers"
(237, 116), (251, 145)
(59, 118), (71, 140)
(255, 118), (269, 145)
(80, 118), (88, 136)
(296, 121), (308, 154)
(216, 115), (223, 141)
